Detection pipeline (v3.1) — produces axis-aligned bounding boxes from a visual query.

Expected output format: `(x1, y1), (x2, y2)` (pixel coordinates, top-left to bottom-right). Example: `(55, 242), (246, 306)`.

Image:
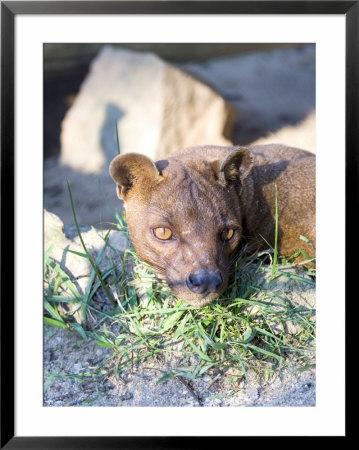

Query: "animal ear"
(217, 147), (253, 187)
(109, 153), (161, 200)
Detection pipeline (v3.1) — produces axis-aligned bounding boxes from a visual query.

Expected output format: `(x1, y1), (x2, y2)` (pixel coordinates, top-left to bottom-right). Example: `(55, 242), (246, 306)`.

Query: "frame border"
(1, 1), (356, 447)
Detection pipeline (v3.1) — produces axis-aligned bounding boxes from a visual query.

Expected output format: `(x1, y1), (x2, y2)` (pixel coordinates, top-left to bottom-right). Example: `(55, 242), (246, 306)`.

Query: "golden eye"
(153, 227), (173, 240)
(221, 228), (235, 241)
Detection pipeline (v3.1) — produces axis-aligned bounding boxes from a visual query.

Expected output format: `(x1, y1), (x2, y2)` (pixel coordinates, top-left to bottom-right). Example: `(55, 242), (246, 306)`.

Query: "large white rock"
(60, 46), (235, 173)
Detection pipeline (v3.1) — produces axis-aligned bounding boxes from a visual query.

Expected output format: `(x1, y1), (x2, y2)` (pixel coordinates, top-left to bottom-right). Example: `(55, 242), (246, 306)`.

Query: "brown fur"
(109, 144), (315, 306)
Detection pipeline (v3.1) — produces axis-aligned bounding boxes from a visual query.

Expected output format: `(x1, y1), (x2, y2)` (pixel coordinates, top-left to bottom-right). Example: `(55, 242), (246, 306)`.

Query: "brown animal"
(109, 144), (315, 306)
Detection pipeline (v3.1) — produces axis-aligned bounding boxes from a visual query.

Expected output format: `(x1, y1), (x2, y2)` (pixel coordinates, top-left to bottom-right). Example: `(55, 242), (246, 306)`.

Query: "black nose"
(186, 269), (223, 295)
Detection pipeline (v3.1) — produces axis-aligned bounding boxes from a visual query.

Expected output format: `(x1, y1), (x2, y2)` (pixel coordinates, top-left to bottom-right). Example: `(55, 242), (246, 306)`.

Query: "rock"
(182, 44), (315, 147)
(251, 110), (316, 154)
(44, 209), (92, 323)
(44, 209), (92, 295)
(72, 362), (82, 374)
(60, 46), (235, 174)
(44, 209), (129, 323)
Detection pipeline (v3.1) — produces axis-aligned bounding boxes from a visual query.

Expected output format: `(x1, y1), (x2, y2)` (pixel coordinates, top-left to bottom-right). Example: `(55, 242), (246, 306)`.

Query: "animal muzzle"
(186, 268), (223, 295)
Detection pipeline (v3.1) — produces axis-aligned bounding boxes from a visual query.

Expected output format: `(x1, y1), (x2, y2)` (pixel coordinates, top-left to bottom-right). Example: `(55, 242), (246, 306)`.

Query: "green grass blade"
(247, 344), (283, 362)
(67, 180), (115, 304)
(66, 249), (88, 258)
(44, 244), (54, 274)
(272, 183), (278, 276)
(44, 317), (69, 329)
(44, 300), (66, 322)
(44, 296), (79, 303)
(48, 260), (81, 299)
(181, 334), (214, 363)
(115, 123), (120, 154)
(162, 310), (185, 332)
(72, 323), (87, 340)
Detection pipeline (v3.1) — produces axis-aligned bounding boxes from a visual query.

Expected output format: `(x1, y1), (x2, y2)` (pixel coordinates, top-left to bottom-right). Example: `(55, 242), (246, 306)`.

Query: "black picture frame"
(1, 1), (356, 447)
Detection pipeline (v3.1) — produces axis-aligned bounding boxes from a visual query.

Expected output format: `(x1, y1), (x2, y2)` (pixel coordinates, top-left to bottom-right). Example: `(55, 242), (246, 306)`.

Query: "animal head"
(109, 146), (253, 306)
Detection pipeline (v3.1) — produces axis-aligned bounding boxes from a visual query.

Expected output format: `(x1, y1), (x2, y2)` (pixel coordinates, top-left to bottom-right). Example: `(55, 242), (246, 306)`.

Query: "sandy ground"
(44, 325), (315, 407)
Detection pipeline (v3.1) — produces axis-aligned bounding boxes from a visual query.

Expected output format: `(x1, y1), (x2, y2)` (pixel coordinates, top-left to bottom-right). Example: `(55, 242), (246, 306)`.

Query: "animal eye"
(153, 227), (173, 240)
(221, 228), (235, 241)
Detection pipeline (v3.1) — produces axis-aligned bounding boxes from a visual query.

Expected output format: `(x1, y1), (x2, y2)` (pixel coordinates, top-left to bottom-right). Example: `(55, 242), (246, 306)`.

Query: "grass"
(43, 183), (316, 388)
